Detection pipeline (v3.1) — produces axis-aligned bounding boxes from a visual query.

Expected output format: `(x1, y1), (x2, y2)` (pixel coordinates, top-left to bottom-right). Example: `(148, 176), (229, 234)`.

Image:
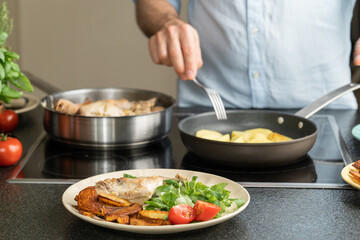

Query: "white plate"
(62, 169), (250, 234)
(341, 163), (360, 190)
(4, 92), (40, 114)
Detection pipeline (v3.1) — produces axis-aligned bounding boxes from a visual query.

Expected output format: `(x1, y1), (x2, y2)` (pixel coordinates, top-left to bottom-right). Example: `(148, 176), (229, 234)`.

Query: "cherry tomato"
(0, 109), (18, 133)
(0, 135), (22, 166)
(168, 204), (196, 225)
(193, 200), (222, 221)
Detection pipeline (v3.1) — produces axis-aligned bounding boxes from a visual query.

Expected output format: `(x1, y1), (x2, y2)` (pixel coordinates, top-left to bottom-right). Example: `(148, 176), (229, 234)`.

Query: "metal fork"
(193, 78), (227, 120)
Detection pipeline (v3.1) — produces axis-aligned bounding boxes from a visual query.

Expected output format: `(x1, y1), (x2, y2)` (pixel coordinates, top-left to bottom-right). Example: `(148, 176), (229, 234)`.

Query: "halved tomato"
(193, 200), (222, 221)
(168, 204), (196, 225)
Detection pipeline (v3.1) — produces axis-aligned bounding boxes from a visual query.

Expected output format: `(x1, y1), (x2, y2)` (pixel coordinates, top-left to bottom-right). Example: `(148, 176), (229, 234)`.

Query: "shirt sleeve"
(132, 0), (181, 14)
(167, 0), (181, 13)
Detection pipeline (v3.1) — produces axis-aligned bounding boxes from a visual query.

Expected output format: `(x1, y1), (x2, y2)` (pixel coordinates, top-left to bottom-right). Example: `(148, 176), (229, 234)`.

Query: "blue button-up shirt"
(169, 0), (358, 109)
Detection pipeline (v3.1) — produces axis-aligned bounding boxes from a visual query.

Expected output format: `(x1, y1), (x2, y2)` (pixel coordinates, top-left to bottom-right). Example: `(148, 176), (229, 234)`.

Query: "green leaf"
(0, 31), (8, 46)
(4, 50), (19, 60)
(155, 184), (172, 196)
(123, 173), (136, 179)
(144, 199), (170, 211)
(8, 73), (33, 92)
(10, 62), (20, 72)
(161, 192), (178, 208)
(6, 70), (18, 79)
(0, 95), (10, 103)
(232, 198), (246, 208)
(164, 179), (180, 188)
(0, 48), (4, 62)
(145, 176), (245, 217)
(175, 191), (193, 206)
(1, 85), (22, 99)
(0, 63), (4, 80)
(3, 61), (10, 73)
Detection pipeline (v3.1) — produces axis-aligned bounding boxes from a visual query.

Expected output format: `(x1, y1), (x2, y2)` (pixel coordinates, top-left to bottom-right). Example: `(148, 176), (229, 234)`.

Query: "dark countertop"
(2, 105), (360, 240)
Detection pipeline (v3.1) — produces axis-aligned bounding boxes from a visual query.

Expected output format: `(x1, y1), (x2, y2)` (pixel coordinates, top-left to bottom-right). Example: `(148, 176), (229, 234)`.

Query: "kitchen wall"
(5, 0), (360, 106)
(6, 0), (189, 99)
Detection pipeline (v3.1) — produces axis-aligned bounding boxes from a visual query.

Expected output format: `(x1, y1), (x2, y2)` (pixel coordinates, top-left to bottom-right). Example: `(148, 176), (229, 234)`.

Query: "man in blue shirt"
(135, 0), (360, 109)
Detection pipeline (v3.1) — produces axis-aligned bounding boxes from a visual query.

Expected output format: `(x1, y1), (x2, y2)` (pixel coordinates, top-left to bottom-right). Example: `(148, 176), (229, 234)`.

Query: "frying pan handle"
(23, 71), (63, 94)
(295, 83), (360, 119)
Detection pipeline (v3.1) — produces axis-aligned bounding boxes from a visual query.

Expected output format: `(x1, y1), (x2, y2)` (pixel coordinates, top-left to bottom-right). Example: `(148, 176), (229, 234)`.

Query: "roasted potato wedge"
(217, 134), (230, 142)
(349, 169), (360, 184)
(98, 192), (132, 207)
(133, 210), (171, 225)
(268, 132), (292, 142)
(244, 128), (273, 136)
(75, 186), (102, 216)
(117, 215), (130, 224)
(78, 209), (96, 217)
(138, 210), (169, 220)
(196, 129), (223, 140)
(352, 160), (360, 170)
(130, 218), (165, 226)
(196, 128), (291, 143)
(243, 132), (272, 143)
(104, 203), (142, 222)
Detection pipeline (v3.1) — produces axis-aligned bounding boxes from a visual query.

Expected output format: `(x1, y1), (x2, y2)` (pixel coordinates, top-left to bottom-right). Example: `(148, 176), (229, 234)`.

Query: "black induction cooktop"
(7, 113), (352, 189)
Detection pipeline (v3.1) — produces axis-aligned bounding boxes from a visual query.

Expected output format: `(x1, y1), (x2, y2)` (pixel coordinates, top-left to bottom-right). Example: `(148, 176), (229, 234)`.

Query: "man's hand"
(354, 38), (360, 66)
(136, 0), (203, 80)
(148, 19), (203, 80)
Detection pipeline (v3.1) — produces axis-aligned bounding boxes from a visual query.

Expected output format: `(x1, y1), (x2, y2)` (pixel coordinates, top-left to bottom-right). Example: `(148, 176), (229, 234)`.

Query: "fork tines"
(207, 89), (227, 120)
(193, 78), (227, 120)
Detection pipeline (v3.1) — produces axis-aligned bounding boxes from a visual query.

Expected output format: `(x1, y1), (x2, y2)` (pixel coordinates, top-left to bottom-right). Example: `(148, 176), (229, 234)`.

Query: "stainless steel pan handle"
(295, 83), (360, 119)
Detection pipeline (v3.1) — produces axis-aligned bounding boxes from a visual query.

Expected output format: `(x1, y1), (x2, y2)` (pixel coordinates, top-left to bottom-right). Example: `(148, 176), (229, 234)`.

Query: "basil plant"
(0, 31), (33, 104)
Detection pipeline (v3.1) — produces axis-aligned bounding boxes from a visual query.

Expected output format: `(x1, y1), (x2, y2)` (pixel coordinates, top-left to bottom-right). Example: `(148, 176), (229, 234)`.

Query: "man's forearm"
(135, 0), (183, 37)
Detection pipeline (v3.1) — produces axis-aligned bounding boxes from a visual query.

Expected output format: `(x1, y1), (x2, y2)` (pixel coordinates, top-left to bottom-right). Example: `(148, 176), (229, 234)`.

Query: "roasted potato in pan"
(196, 128), (292, 143)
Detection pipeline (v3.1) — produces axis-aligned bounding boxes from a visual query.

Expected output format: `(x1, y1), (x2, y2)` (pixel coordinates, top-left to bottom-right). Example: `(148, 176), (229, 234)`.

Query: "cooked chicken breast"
(54, 99), (81, 115)
(79, 100), (126, 117)
(53, 97), (163, 116)
(95, 176), (167, 204)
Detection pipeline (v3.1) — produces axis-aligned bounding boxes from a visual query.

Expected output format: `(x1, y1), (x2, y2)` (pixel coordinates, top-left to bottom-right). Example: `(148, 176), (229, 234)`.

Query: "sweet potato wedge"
(79, 209), (96, 218)
(349, 169), (360, 184)
(98, 192), (131, 207)
(352, 160), (360, 170)
(134, 210), (171, 225)
(138, 210), (168, 220)
(130, 218), (164, 226)
(101, 205), (123, 217)
(117, 215), (130, 224)
(104, 203), (142, 222)
(75, 186), (102, 216)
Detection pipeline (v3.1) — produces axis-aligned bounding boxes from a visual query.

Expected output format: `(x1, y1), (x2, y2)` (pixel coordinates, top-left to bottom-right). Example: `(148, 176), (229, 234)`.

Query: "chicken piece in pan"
(53, 97), (164, 117)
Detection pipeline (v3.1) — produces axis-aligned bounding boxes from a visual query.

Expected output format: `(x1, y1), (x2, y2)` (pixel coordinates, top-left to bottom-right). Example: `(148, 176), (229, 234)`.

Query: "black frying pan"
(178, 83), (360, 167)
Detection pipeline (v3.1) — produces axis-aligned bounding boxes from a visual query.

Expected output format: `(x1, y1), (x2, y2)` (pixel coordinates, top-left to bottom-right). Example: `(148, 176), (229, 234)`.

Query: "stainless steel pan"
(40, 88), (175, 148)
(178, 83), (360, 167)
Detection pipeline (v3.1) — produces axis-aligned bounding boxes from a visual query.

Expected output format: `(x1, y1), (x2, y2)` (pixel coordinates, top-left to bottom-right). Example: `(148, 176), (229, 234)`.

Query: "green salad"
(143, 176), (245, 218)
